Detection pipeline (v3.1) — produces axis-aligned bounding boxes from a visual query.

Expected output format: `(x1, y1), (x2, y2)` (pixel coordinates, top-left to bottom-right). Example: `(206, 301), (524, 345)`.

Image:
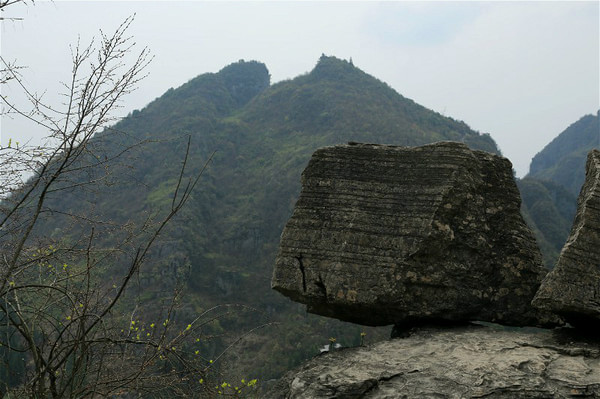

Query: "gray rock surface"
(272, 142), (554, 327)
(532, 149), (600, 326)
(266, 325), (600, 399)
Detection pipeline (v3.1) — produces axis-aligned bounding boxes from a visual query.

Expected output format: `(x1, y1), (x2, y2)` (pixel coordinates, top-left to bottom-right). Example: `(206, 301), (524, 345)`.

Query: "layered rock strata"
(533, 149), (600, 326)
(266, 325), (600, 398)
(272, 142), (553, 327)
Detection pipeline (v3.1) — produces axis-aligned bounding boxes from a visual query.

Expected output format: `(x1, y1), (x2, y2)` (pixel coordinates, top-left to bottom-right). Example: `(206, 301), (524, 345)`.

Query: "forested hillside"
(519, 111), (599, 268)
(14, 55), (504, 381)
(529, 112), (599, 197)
(518, 178), (577, 267)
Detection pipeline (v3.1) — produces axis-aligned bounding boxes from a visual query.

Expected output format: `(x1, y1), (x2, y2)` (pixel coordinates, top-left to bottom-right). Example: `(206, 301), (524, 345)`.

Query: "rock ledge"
(267, 325), (600, 398)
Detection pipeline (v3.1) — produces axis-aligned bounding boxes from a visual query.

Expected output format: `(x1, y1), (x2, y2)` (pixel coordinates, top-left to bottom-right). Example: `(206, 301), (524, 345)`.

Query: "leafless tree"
(0, 14), (260, 398)
(0, 0), (30, 20)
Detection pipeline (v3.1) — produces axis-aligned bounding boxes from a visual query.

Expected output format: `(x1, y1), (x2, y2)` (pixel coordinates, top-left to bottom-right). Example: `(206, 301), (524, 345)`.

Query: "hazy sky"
(1, 1), (599, 177)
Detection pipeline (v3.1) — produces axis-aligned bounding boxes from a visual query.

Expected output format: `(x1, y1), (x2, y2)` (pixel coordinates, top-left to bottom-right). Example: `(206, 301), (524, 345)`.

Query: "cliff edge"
(266, 324), (599, 398)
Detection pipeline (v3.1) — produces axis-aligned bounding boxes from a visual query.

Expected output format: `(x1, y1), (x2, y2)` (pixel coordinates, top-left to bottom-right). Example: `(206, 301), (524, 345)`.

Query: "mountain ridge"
(528, 111), (599, 196)
(519, 111), (598, 268)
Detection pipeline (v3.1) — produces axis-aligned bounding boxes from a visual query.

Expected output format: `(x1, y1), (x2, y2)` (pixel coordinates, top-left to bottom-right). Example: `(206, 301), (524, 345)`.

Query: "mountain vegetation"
(0, 19), (227, 397)
(7, 55), (506, 384)
(519, 111), (598, 268)
(518, 178), (577, 267)
(529, 111), (599, 197)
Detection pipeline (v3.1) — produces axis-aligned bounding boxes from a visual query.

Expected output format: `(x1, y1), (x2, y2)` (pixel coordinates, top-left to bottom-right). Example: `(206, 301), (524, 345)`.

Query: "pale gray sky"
(1, 1), (599, 177)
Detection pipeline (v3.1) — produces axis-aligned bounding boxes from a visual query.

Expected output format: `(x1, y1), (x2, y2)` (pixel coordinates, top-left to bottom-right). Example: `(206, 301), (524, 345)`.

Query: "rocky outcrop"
(272, 142), (554, 327)
(532, 149), (600, 326)
(266, 324), (600, 399)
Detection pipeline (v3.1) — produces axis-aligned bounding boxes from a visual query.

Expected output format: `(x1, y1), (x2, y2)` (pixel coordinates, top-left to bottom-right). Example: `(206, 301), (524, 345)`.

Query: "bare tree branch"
(0, 14), (245, 397)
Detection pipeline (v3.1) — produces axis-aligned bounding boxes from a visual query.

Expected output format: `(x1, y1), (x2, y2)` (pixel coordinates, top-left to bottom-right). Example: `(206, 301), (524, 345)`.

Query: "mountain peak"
(528, 111), (599, 196)
(308, 54), (361, 82)
(218, 60), (270, 106)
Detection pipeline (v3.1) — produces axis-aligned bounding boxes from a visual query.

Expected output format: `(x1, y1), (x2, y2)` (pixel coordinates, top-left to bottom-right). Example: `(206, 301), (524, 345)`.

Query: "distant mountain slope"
(28, 55), (503, 381)
(518, 111), (598, 268)
(528, 111), (599, 197)
(241, 56), (499, 153)
(518, 178), (577, 268)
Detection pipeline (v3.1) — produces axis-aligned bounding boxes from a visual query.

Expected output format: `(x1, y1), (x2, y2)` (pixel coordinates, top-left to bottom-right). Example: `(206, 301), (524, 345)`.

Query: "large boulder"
(272, 142), (554, 327)
(266, 325), (600, 398)
(532, 149), (600, 326)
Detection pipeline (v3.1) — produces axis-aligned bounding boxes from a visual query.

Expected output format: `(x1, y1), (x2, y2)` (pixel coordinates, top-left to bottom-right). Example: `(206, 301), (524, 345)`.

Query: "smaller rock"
(533, 149), (600, 327)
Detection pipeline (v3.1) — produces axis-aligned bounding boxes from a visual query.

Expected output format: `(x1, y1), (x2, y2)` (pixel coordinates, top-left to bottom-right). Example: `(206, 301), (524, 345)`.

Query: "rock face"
(532, 149), (600, 326)
(266, 325), (600, 398)
(272, 142), (552, 327)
